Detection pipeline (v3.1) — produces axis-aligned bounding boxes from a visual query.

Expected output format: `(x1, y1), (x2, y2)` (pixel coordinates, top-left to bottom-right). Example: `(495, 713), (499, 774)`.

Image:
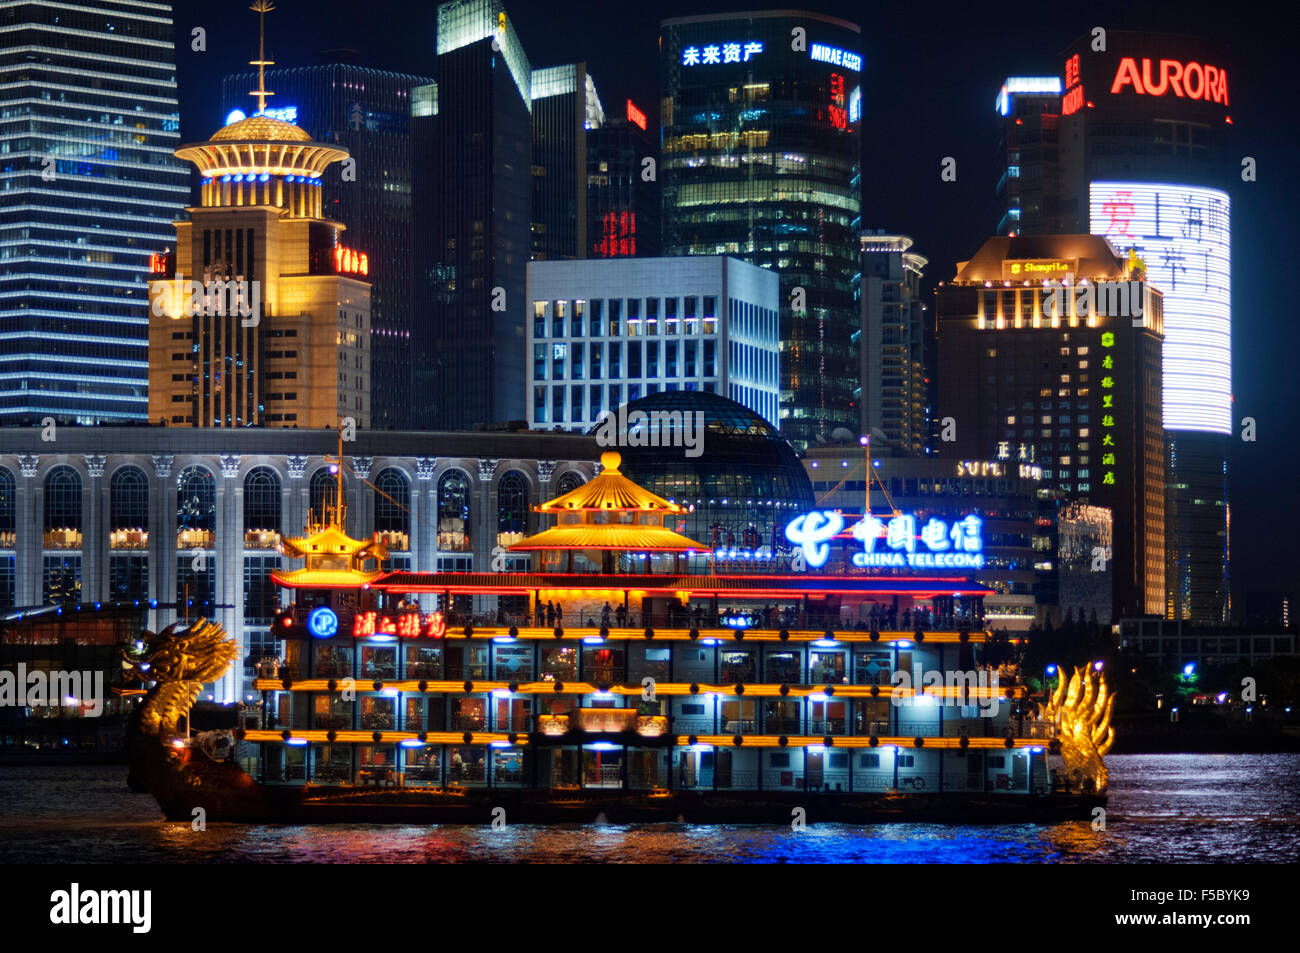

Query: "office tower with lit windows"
(530, 64), (601, 262)
(221, 63), (433, 430)
(994, 77), (1063, 236)
(147, 110), (370, 429)
(1056, 31), (1232, 623)
(936, 234), (1165, 620)
(587, 100), (660, 259)
(526, 255), (780, 431)
(857, 233), (930, 457)
(0, 0), (187, 424)
(660, 11), (862, 449)
(413, 0), (532, 428)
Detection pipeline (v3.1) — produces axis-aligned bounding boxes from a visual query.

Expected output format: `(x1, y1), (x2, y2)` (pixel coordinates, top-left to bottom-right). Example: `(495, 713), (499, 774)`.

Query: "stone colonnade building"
(0, 427), (598, 699)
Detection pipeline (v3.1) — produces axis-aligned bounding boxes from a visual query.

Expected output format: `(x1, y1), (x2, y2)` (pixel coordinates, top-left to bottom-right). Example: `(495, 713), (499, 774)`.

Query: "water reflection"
(0, 754), (1295, 863)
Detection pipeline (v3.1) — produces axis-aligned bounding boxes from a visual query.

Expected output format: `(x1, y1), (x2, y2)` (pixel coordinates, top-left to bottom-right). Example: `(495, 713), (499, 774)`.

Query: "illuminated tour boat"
(126, 447), (1113, 823)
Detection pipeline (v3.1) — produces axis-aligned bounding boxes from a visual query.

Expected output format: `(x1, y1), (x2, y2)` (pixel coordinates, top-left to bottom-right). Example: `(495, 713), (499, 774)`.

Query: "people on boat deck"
(601, 602), (612, 626)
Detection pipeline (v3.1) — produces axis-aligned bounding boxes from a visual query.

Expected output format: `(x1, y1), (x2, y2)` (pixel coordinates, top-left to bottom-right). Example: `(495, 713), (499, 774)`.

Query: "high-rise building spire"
(249, 0), (276, 114)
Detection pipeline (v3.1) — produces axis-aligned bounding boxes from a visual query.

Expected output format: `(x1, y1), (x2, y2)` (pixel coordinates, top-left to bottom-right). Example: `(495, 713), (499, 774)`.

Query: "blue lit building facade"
(660, 11), (862, 450)
(0, 0), (187, 423)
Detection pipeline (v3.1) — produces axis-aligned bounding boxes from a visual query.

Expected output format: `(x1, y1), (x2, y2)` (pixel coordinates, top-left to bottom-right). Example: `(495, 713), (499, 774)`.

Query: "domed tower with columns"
(148, 1), (370, 430)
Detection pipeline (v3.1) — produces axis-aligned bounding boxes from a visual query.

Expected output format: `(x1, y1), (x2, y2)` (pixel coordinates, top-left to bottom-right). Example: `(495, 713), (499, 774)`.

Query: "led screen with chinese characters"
(1090, 182), (1230, 434)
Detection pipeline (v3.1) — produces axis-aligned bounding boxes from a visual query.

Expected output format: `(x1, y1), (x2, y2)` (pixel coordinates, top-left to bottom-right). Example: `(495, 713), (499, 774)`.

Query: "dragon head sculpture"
(119, 618), (240, 739)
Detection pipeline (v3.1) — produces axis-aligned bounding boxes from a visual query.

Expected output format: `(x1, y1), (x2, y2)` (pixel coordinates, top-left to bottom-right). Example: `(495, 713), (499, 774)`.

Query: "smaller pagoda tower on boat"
(273, 442), (387, 593)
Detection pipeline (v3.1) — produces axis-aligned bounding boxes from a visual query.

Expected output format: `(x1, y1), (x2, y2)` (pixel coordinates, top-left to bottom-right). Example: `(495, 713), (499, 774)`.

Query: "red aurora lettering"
(1110, 57), (1228, 105)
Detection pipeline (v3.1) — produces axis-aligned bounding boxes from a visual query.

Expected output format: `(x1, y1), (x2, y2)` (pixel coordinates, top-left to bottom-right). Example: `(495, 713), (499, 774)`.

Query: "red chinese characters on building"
(626, 99), (647, 131)
(334, 245), (369, 276)
(1100, 191), (1136, 237)
(1062, 54), (1084, 115)
(594, 211), (636, 258)
(1065, 54), (1081, 89)
(827, 73), (847, 129)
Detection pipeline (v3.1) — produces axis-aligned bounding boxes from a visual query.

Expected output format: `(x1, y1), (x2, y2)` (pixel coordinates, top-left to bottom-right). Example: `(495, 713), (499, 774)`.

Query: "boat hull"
(134, 743), (1104, 825)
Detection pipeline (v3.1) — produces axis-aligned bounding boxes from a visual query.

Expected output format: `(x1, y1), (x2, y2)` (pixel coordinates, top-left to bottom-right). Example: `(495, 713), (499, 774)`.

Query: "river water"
(1, 754), (1296, 863)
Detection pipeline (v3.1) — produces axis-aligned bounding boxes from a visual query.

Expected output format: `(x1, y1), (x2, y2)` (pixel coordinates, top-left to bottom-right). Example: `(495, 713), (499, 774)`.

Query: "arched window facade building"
(437, 469), (472, 552)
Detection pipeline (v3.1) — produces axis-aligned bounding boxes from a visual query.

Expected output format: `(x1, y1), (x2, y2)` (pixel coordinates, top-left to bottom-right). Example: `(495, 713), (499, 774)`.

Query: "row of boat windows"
(289, 641), (924, 686)
(267, 694), (968, 736)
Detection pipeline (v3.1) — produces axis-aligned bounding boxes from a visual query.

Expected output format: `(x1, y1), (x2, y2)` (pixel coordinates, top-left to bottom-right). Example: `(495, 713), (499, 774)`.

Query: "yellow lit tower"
(148, 1), (371, 428)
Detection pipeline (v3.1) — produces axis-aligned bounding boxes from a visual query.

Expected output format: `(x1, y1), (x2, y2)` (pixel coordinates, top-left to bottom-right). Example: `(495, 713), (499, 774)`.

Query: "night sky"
(179, 0), (1298, 602)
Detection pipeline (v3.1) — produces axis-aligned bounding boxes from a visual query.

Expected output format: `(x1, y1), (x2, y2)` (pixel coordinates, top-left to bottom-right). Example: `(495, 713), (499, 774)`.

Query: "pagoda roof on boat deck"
(272, 568), (386, 588)
(508, 523), (710, 552)
(534, 450), (683, 514)
(371, 572), (994, 597)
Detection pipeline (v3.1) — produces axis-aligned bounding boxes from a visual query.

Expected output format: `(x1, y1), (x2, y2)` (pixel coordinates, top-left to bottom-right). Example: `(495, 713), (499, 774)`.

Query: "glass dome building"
(595, 391), (815, 558)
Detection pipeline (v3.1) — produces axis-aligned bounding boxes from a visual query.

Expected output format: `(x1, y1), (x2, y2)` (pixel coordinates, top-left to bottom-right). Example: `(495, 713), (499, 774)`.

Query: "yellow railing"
(252, 677), (1026, 701)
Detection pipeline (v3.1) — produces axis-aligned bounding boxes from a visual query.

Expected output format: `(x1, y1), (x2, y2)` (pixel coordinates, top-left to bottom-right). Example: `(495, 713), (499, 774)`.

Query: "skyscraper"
(530, 64), (600, 262)
(857, 233), (930, 456)
(660, 11), (862, 449)
(586, 100), (660, 259)
(222, 63), (433, 430)
(1061, 32), (1232, 623)
(936, 235), (1165, 619)
(149, 82), (369, 428)
(0, 0), (187, 424)
(993, 77), (1063, 236)
(413, 0), (532, 428)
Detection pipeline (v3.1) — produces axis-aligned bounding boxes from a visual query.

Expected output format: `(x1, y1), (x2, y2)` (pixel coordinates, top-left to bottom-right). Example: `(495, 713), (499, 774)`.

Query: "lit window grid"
(1, 1), (187, 422)
(526, 295), (780, 431)
(1089, 182), (1230, 435)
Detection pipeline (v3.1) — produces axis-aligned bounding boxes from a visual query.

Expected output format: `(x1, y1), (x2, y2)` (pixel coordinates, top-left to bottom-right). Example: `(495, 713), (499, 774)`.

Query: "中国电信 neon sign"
(785, 511), (985, 570)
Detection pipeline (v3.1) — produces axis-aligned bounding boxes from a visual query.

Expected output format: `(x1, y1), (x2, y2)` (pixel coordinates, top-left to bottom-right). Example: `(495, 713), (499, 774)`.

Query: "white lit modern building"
(526, 256), (781, 431)
(0, 0), (188, 424)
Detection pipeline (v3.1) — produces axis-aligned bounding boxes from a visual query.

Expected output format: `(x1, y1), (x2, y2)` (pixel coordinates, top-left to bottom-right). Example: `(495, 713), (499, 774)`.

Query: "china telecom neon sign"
(785, 511), (985, 570)
(1110, 58), (1228, 105)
